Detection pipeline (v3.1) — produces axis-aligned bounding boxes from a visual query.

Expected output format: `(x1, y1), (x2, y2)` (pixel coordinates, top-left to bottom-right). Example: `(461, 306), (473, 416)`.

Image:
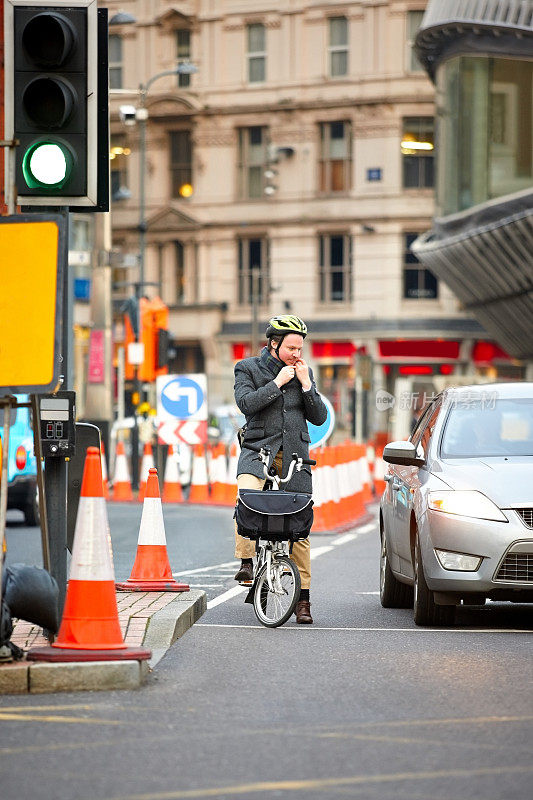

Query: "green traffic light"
(22, 142), (73, 189)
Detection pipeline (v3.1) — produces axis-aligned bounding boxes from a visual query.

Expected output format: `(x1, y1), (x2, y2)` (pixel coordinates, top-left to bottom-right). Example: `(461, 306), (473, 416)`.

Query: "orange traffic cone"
(112, 441), (133, 502)
(101, 441), (110, 500)
(116, 467), (189, 592)
(162, 444), (184, 503)
(27, 447), (150, 662)
(225, 442), (239, 506)
(209, 443), (229, 505)
(188, 444), (210, 504)
(138, 442), (155, 502)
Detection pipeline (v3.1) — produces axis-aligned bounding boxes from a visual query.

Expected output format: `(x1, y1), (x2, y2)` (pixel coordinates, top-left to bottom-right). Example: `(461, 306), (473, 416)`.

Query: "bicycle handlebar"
(242, 442), (316, 466)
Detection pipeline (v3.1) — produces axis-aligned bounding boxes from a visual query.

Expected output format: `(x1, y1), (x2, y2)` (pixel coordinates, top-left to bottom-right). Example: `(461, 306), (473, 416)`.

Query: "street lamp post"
(136, 63), (198, 292)
(123, 63), (197, 488)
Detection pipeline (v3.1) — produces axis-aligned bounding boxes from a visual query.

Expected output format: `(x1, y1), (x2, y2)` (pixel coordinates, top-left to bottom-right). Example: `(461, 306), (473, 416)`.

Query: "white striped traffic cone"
(225, 442), (239, 506)
(116, 467), (189, 592)
(111, 440), (133, 502)
(138, 442), (155, 502)
(28, 447), (150, 662)
(162, 444), (184, 503)
(188, 445), (210, 504)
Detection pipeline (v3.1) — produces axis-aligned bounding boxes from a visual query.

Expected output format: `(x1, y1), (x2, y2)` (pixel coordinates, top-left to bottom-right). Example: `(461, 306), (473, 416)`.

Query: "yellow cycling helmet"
(265, 315), (308, 339)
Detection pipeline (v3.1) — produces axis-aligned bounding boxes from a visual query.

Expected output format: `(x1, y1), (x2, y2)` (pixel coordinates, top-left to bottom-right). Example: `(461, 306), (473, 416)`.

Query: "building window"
(109, 34), (123, 89)
(170, 131), (193, 198)
(403, 233), (438, 299)
(319, 234), (352, 303)
(406, 10), (424, 73)
(329, 17), (348, 77)
(319, 121), (352, 193)
(175, 241), (185, 303)
(176, 30), (191, 87)
(237, 126), (268, 199)
(402, 117), (434, 188)
(438, 56), (533, 215)
(110, 136), (131, 201)
(247, 23), (266, 83)
(238, 238), (269, 305)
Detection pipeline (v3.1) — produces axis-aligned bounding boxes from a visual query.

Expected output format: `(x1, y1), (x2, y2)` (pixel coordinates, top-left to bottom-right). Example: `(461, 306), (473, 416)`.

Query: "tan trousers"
(235, 451), (311, 589)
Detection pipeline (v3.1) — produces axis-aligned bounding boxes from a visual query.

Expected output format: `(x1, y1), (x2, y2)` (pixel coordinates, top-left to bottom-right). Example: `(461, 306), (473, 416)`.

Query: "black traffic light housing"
(4, 0), (109, 210)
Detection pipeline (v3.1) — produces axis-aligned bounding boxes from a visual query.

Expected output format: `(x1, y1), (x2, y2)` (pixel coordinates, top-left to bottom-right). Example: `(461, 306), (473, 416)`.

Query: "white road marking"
(192, 524), (376, 610)
(310, 545), (334, 559)
(173, 560), (238, 577)
(355, 522), (377, 534)
(206, 585), (246, 609)
(196, 624), (532, 634)
(331, 533), (357, 546)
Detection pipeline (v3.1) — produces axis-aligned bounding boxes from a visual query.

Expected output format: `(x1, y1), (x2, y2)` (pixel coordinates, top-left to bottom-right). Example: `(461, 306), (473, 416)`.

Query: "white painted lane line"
(196, 624), (532, 633)
(355, 523), (377, 534)
(206, 585), (246, 609)
(173, 560), (238, 577)
(331, 533), (357, 546)
(204, 529), (366, 609)
(310, 545), (334, 559)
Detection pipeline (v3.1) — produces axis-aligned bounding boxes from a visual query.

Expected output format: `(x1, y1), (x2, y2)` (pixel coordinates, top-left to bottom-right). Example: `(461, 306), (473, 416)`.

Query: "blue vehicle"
(0, 395), (39, 526)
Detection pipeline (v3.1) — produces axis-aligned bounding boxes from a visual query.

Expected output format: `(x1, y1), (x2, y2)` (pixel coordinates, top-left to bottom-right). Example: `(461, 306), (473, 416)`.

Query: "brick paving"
(8, 591), (178, 652)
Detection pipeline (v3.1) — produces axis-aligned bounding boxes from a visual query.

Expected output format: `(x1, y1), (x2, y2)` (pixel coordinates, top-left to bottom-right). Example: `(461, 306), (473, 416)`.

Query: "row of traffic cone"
(29, 445), (189, 664)
(312, 442), (374, 533)
(109, 441), (238, 507)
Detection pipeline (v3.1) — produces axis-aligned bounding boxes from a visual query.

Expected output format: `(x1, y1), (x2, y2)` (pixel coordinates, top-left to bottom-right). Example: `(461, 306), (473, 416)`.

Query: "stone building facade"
(103, 0), (501, 436)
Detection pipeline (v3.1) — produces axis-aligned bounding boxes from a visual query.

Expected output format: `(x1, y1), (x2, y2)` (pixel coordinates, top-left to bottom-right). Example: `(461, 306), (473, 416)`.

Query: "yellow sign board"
(0, 215), (64, 392)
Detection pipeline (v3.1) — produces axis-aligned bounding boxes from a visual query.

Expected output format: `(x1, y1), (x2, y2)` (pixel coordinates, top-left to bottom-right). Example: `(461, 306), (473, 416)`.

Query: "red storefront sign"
(88, 329), (105, 383)
(378, 339), (461, 360)
(312, 342), (357, 358)
(472, 341), (510, 364)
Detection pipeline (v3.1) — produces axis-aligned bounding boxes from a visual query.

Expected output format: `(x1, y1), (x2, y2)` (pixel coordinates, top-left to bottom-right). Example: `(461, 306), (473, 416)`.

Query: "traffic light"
(4, 0), (108, 209)
(124, 298), (169, 382)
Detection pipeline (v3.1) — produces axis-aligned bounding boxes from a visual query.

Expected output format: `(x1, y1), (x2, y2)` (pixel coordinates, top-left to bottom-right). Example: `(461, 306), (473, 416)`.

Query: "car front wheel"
(413, 535), (455, 627)
(380, 532), (413, 608)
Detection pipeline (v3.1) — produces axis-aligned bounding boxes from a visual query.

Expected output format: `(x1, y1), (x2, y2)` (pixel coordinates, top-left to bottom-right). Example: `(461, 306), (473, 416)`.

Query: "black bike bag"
(235, 488), (313, 541)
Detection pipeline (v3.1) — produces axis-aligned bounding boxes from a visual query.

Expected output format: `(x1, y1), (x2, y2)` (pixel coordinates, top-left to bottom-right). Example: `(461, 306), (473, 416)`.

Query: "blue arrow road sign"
(307, 395), (335, 449)
(160, 376), (205, 419)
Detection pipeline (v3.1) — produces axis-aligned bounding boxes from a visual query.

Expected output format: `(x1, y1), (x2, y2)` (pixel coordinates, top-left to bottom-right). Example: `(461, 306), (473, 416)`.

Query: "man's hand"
(274, 365), (296, 387)
(294, 359), (312, 391)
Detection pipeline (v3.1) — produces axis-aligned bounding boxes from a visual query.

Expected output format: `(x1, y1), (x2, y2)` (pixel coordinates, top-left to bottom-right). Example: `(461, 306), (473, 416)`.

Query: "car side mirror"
(382, 440), (425, 468)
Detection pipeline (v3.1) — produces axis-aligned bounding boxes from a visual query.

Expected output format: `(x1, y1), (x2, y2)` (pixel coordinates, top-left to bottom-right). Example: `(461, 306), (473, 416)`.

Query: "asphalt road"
(2, 503), (533, 800)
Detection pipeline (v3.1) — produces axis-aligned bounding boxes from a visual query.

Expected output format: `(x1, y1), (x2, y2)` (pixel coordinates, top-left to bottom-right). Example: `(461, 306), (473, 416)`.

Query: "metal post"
(43, 208), (71, 615)
(251, 268), (260, 355)
(0, 398), (12, 599)
(138, 90), (147, 292)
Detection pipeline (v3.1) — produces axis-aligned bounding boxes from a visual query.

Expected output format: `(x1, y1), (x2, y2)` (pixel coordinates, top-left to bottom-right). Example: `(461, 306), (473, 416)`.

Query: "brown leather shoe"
(295, 600), (313, 624)
(234, 562), (253, 584)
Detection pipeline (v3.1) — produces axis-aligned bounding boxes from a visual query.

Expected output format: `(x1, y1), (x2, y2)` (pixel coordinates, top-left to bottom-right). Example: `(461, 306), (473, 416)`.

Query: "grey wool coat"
(234, 347), (328, 492)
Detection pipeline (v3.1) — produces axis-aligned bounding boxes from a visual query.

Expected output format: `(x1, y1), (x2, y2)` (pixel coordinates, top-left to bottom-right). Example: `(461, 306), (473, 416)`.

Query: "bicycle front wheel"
(253, 554), (301, 628)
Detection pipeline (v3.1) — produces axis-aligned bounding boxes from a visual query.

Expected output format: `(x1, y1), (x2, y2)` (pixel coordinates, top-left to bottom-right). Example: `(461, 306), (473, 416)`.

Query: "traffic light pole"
(44, 208), (71, 616)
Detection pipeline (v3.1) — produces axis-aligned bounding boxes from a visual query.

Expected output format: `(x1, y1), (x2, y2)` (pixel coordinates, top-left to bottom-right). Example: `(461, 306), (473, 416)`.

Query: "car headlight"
(428, 490), (507, 522)
(435, 549), (482, 571)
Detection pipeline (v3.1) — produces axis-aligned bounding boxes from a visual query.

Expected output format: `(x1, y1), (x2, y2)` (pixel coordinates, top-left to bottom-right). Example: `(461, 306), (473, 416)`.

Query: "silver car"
(379, 383), (533, 626)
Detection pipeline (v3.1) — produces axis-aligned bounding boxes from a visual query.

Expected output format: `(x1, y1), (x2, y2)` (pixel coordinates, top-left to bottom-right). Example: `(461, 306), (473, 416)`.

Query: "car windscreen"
(440, 398), (533, 458)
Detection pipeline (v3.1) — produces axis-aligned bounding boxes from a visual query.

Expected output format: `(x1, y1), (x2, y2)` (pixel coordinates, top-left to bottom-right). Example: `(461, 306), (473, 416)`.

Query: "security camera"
(119, 105), (137, 126)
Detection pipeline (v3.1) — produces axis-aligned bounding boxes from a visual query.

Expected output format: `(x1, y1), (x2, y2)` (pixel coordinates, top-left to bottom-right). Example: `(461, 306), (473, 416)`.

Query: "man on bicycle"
(233, 315), (327, 624)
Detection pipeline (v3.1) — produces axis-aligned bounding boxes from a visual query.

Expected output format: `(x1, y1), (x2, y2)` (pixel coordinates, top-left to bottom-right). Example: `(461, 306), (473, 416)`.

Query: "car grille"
(516, 509), (533, 528)
(495, 553), (533, 583)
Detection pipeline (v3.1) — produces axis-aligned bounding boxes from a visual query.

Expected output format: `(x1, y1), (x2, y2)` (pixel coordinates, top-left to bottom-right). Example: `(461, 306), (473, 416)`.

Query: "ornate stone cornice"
(194, 130), (236, 147)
